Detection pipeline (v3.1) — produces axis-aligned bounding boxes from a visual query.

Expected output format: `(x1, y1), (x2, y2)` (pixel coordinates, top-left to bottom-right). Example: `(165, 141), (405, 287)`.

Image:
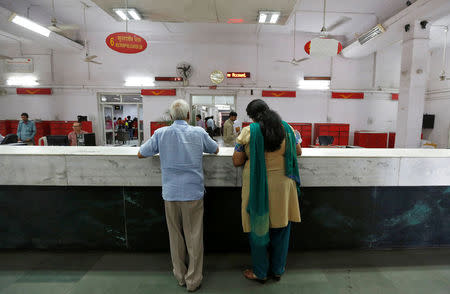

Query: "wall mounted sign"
(226, 72), (251, 78)
(305, 38), (343, 56)
(262, 90), (296, 98)
(141, 89), (176, 96)
(16, 88), (52, 95)
(331, 92), (364, 99)
(6, 58), (34, 73)
(154, 77), (183, 82)
(106, 32), (147, 54)
(392, 93), (399, 100)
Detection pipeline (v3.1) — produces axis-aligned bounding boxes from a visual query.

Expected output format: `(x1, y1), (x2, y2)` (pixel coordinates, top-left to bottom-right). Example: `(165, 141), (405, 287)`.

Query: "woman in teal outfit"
(232, 99), (302, 282)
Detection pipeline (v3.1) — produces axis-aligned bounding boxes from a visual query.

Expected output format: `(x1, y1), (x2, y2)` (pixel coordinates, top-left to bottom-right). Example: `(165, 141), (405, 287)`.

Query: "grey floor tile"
(1, 249), (449, 294)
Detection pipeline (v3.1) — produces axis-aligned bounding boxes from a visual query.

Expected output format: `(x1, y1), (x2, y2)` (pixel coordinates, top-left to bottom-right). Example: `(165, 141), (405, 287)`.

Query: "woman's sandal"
(272, 274), (281, 281)
(243, 269), (267, 284)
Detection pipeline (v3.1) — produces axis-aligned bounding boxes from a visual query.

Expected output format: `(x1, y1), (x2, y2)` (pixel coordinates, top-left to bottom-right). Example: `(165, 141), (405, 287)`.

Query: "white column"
(395, 21), (431, 148)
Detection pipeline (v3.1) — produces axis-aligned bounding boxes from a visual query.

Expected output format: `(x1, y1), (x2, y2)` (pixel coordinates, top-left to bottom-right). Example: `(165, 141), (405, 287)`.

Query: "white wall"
(424, 46), (450, 148)
(1, 28), (446, 147)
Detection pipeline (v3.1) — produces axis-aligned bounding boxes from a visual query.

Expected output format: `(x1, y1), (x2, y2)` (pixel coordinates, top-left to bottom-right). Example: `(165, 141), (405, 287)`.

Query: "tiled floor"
(0, 249), (449, 294)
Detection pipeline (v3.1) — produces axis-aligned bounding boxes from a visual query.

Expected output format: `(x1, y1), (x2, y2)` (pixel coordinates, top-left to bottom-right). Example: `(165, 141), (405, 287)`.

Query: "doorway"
(191, 95), (236, 143)
(98, 93), (144, 146)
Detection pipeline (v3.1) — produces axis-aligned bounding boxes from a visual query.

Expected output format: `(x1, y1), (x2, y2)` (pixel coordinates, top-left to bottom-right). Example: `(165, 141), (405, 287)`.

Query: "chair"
(318, 136), (334, 146)
(1, 134), (18, 144)
(116, 130), (130, 144)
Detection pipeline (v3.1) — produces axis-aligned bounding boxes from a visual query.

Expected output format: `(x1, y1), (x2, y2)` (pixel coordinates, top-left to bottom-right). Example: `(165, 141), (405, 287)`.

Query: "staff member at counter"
(17, 113), (36, 145)
(223, 111), (238, 147)
(68, 122), (88, 146)
(138, 99), (219, 292)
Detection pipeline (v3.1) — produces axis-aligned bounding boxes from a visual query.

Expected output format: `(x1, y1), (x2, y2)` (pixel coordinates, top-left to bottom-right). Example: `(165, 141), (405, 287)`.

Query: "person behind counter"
(17, 113), (36, 145)
(68, 122), (88, 146)
(232, 99), (302, 283)
(196, 114), (205, 129)
(126, 115), (134, 139)
(138, 99), (219, 292)
(206, 116), (215, 138)
(223, 111), (238, 147)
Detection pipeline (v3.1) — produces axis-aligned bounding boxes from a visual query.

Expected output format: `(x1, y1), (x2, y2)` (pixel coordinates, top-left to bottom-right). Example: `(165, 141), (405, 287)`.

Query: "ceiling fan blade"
(90, 60), (102, 64)
(0, 55), (13, 60)
(275, 60), (292, 63)
(85, 55), (97, 61)
(58, 25), (79, 30)
(293, 58), (309, 63)
(327, 17), (352, 32)
(48, 25), (63, 32)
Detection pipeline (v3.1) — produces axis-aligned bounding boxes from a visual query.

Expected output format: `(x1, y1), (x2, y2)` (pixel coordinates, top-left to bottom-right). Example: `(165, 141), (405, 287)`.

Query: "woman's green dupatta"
(281, 121), (302, 197)
(248, 122), (301, 247)
(248, 123), (270, 246)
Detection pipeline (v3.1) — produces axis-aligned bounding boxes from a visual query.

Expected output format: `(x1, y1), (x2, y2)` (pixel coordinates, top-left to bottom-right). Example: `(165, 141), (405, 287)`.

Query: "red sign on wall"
(16, 88), (52, 95)
(262, 90), (296, 98)
(226, 72), (250, 78)
(141, 89), (176, 96)
(106, 32), (147, 54)
(392, 93), (399, 100)
(331, 92), (364, 99)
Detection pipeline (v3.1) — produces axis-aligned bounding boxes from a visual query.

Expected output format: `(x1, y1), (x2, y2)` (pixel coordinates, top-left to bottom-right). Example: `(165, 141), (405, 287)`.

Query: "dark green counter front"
(1, 185), (449, 251)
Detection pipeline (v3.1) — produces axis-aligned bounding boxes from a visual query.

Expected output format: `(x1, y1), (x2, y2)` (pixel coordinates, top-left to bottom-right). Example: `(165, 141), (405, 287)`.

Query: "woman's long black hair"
(246, 99), (284, 152)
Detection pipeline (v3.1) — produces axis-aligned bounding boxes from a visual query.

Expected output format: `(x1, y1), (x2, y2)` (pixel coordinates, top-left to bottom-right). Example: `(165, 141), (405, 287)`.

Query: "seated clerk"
(68, 122), (88, 146)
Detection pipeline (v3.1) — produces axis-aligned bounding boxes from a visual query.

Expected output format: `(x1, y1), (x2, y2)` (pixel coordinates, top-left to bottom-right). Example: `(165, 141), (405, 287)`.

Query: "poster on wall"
(141, 89), (176, 96)
(262, 90), (296, 97)
(5, 58), (34, 73)
(106, 32), (147, 54)
(16, 88), (52, 95)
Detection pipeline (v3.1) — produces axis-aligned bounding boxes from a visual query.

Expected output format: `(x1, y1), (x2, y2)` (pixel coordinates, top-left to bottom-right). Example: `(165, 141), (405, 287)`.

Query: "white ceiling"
(0, 0), (449, 50)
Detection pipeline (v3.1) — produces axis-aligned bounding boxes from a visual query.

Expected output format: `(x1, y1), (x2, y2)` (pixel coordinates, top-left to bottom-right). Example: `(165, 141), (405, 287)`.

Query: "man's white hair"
(169, 99), (190, 120)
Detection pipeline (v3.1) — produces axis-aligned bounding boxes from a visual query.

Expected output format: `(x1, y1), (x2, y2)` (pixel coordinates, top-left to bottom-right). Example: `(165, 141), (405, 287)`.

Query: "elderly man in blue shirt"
(17, 113), (36, 145)
(138, 99), (218, 292)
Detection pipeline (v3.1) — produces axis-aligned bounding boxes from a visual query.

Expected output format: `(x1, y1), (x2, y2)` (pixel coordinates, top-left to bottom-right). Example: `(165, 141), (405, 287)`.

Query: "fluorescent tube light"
(9, 14), (51, 37)
(128, 9), (141, 20)
(113, 8), (142, 21)
(298, 80), (330, 90)
(269, 13), (280, 24)
(258, 11), (280, 24)
(7, 76), (39, 86)
(114, 9), (128, 20)
(358, 24), (385, 45)
(125, 77), (154, 87)
(258, 13), (267, 23)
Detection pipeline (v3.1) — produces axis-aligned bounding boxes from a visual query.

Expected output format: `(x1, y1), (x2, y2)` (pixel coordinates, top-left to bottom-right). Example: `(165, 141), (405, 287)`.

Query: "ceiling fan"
(82, 2), (102, 65)
(47, 0), (79, 36)
(439, 26), (450, 81)
(0, 55), (12, 60)
(276, 13), (309, 65)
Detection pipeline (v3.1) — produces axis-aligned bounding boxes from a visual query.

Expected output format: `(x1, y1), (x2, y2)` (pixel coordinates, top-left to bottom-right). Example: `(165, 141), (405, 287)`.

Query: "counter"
(1, 146), (450, 187)
(0, 146), (449, 251)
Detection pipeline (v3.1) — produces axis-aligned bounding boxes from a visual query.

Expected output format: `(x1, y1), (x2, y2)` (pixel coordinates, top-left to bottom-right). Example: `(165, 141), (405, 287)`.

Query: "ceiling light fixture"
(298, 77), (331, 90)
(7, 76), (39, 86)
(9, 13), (51, 37)
(125, 77), (154, 87)
(269, 13), (280, 24)
(358, 24), (385, 45)
(113, 8), (142, 21)
(114, 10), (128, 20)
(258, 11), (280, 24)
